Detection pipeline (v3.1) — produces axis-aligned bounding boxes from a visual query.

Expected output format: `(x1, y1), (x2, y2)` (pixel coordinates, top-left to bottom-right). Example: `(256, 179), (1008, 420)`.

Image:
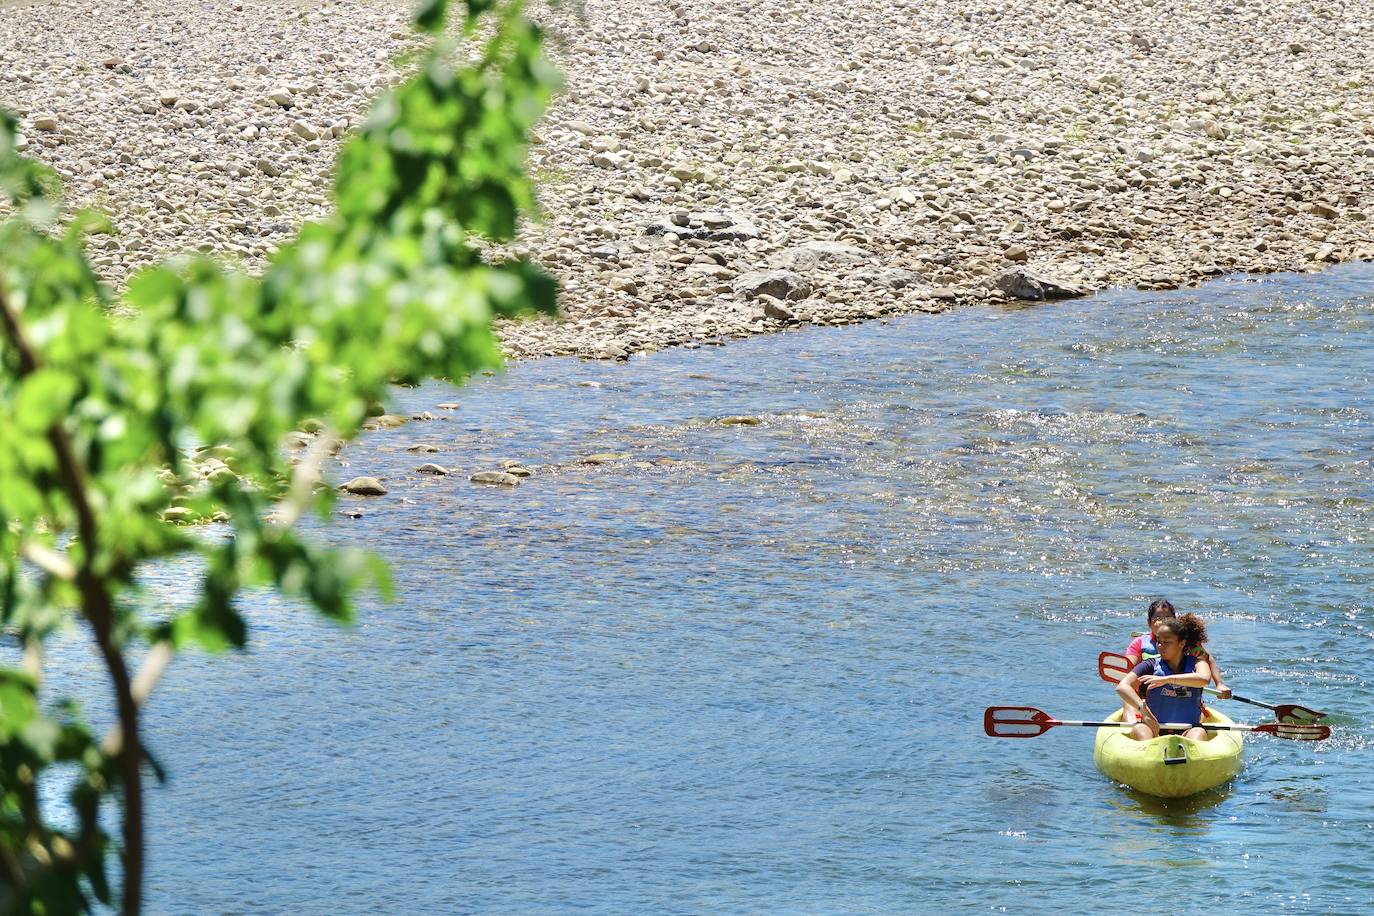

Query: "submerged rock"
(364, 414), (408, 430)
(341, 476), (387, 496)
(580, 452), (629, 464)
(469, 470), (521, 486)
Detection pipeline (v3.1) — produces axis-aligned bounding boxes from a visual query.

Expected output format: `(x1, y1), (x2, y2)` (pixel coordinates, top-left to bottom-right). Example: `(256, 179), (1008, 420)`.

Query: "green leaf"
(464, 0), (495, 27)
(14, 367), (78, 432)
(413, 0), (450, 32)
(0, 668), (38, 742)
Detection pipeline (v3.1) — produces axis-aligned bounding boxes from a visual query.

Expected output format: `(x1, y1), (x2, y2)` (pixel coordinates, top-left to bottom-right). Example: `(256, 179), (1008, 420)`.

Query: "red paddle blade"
(1273, 704), (1328, 725)
(1098, 651), (1132, 684)
(1253, 722), (1331, 741)
(984, 706), (1057, 738)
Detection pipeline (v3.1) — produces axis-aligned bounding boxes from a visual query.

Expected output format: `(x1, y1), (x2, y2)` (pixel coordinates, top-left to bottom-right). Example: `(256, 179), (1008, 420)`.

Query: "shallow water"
(55, 264), (1374, 910)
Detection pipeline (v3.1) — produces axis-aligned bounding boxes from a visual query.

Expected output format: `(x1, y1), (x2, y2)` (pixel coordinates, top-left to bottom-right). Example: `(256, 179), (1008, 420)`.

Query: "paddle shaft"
(1207, 687), (1276, 711)
(984, 705), (1329, 739)
(1012, 715), (1326, 738)
(1050, 719), (1223, 731)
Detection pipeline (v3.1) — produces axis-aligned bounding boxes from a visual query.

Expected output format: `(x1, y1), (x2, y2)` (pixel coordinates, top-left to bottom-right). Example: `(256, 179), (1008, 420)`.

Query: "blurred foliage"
(0, 0), (557, 910)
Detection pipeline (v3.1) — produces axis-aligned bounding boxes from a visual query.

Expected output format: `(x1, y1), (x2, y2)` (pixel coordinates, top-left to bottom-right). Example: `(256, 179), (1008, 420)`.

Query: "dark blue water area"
(34, 264), (1374, 911)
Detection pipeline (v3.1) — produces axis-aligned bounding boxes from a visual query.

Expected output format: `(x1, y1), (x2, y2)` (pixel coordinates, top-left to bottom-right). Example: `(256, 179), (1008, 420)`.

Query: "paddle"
(1097, 651), (1328, 724)
(983, 705), (1331, 740)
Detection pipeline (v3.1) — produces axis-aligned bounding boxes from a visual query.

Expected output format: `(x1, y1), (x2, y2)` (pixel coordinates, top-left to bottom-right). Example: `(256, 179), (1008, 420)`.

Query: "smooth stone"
(760, 296), (798, 322)
(590, 342), (629, 360)
(366, 415), (408, 429)
(717, 415), (761, 426)
(341, 476), (387, 496)
(580, 452), (629, 464)
(415, 463), (449, 475)
(469, 470), (521, 486)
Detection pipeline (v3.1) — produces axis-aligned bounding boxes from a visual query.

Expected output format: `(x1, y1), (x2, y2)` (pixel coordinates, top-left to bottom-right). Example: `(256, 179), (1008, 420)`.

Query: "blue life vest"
(1141, 654), (1203, 726)
(1139, 634), (1160, 660)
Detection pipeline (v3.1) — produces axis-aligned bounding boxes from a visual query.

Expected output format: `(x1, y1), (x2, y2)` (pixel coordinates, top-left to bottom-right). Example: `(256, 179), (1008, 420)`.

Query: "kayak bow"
(1093, 708), (1243, 798)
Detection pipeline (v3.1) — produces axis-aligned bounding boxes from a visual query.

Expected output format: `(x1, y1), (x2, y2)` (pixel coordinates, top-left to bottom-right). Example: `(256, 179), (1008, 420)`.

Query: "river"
(75, 264), (1374, 910)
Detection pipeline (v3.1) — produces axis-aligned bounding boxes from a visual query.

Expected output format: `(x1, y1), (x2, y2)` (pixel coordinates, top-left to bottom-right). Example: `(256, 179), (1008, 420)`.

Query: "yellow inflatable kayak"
(1093, 708), (1244, 798)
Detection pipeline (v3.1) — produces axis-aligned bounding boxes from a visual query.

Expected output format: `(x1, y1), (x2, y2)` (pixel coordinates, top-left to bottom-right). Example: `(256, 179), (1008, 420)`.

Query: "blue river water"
(102, 264), (1374, 910)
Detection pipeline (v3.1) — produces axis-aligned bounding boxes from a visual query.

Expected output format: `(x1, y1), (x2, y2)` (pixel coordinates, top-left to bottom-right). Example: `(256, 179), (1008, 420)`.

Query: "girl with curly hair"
(1115, 614), (1216, 742)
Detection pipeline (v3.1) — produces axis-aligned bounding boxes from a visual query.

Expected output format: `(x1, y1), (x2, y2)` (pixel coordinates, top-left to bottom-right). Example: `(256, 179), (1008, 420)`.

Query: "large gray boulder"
(848, 267), (924, 289)
(774, 240), (873, 270)
(993, 269), (1085, 301)
(734, 270), (811, 301)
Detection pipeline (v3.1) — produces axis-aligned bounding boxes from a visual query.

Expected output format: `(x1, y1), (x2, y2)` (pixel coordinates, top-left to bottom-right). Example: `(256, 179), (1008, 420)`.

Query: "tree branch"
(101, 641), (172, 756)
(0, 275), (146, 915)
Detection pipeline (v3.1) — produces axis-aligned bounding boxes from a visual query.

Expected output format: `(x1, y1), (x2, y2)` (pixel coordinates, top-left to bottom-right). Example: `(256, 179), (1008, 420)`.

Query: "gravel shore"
(3, 0), (1373, 360)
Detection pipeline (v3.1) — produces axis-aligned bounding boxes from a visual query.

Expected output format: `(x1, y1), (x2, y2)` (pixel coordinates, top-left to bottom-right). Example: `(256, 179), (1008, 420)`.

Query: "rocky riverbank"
(4, 0), (1374, 361)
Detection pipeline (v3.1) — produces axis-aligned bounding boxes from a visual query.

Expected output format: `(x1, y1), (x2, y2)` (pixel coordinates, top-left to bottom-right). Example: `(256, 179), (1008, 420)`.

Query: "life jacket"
(1141, 653), (1204, 727)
